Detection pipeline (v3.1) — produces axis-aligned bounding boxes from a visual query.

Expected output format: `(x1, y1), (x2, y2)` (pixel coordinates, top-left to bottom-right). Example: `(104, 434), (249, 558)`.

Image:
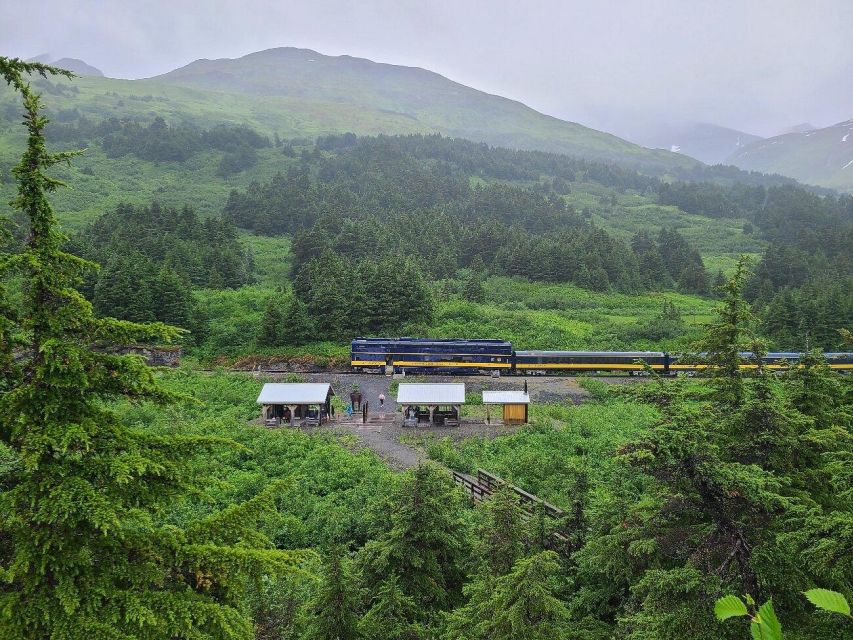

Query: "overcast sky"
(3, 0), (852, 137)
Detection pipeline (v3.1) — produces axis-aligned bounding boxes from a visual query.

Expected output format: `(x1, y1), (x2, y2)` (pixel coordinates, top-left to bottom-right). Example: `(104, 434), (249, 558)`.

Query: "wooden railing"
(476, 469), (565, 519)
(452, 468), (569, 546)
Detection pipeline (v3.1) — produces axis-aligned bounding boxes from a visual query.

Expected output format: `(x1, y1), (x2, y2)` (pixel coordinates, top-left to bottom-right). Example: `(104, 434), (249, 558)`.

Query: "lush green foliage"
(0, 57), (302, 639)
(421, 269), (853, 640)
(60, 201), (253, 343)
(4, 53), (851, 640)
(224, 135), (713, 296)
(48, 114), (270, 165)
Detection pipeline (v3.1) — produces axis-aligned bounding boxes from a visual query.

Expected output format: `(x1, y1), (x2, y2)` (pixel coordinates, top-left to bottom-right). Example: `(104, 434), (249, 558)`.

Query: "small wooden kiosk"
(482, 390), (530, 425)
(397, 383), (465, 427)
(257, 383), (334, 427)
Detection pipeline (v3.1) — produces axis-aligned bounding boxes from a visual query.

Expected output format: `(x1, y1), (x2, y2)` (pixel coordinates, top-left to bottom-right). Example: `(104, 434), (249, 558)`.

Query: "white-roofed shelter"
(257, 383), (334, 427)
(482, 389), (530, 424)
(397, 383), (465, 427)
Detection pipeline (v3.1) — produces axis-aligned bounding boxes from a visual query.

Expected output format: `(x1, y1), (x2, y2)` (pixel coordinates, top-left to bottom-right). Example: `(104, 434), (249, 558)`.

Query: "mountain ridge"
(727, 118), (853, 192)
(625, 121), (763, 165)
(27, 54), (104, 77)
(143, 46), (698, 170)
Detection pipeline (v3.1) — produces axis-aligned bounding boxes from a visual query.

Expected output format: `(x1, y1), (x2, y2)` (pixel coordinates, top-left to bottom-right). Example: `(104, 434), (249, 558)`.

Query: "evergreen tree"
(150, 266), (193, 328)
(258, 297), (285, 347)
(696, 256), (755, 407)
(480, 485), (525, 577)
(93, 253), (154, 322)
(445, 552), (570, 640)
(358, 576), (422, 640)
(483, 552), (570, 640)
(598, 267), (852, 639)
(712, 269), (727, 297)
(588, 266), (610, 292)
(785, 350), (850, 429)
(0, 56), (301, 640)
(303, 545), (359, 640)
(464, 272), (486, 303)
(677, 261), (710, 295)
(281, 296), (314, 346)
(358, 462), (467, 617)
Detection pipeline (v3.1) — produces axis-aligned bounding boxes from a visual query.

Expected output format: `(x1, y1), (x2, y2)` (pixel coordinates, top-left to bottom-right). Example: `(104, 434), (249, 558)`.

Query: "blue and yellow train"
(351, 337), (853, 375)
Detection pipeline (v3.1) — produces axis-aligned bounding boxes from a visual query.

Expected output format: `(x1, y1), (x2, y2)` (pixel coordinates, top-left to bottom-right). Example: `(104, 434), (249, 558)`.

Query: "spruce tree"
(785, 350), (849, 429)
(358, 576), (422, 640)
(484, 552), (570, 640)
(445, 552), (570, 640)
(358, 462), (467, 617)
(151, 266), (193, 328)
(606, 265), (852, 638)
(480, 485), (525, 577)
(258, 297), (285, 347)
(280, 295), (313, 345)
(303, 545), (359, 640)
(697, 255), (754, 407)
(464, 272), (486, 303)
(712, 269), (727, 297)
(94, 254), (154, 322)
(0, 56), (300, 640)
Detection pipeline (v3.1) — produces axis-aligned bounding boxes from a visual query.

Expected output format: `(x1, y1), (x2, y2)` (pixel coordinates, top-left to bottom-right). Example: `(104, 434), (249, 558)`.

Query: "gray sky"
(3, 0), (852, 137)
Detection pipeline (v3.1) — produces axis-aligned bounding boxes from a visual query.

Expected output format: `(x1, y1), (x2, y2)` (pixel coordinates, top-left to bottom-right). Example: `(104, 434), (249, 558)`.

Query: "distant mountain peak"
(146, 46), (697, 171)
(624, 121), (763, 165)
(26, 54), (104, 77)
(728, 118), (853, 191)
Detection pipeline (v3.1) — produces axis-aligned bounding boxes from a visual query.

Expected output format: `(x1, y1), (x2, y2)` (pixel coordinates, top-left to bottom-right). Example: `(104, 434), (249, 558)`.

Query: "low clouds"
(3, 0), (852, 137)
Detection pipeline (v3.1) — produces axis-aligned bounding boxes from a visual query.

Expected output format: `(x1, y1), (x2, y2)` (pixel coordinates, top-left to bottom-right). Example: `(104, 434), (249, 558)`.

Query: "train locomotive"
(351, 337), (853, 375)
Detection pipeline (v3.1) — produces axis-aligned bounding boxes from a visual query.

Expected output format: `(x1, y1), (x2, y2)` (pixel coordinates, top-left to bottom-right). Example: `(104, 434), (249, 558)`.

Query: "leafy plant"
(803, 589), (852, 620)
(714, 594), (783, 640)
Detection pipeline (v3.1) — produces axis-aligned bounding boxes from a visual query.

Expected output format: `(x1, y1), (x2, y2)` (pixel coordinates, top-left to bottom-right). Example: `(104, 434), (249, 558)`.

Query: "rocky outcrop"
(120, 346), (182, 367)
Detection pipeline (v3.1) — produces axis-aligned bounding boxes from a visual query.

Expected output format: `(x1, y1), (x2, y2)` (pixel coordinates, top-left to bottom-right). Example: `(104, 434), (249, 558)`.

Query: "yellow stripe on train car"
(670, 363), (853, 370)
(351, 360), (386, 366)
(669, 364), (793, 370)
(515, 363), (665, 369)
(392, 360), (511, 368)
(354, 351), (511, 358)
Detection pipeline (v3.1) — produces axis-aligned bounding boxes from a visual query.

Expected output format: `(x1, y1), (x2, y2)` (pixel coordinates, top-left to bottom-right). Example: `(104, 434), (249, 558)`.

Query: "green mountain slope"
(149, 48), (696, 169)
(12, 47), (694, 171)
(727, 118), (853, 192)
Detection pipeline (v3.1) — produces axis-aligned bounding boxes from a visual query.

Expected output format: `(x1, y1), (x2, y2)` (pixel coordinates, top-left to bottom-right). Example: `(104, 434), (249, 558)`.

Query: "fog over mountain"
(4, 0), (852, 141)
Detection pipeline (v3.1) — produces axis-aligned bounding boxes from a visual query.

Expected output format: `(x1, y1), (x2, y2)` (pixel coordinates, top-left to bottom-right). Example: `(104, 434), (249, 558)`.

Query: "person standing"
(379, 393), (386, 408)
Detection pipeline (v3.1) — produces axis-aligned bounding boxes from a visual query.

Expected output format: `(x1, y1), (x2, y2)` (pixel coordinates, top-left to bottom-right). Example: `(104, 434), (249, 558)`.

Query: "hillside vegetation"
(2, 54), (853, 640)
(0, 55), (848, 359)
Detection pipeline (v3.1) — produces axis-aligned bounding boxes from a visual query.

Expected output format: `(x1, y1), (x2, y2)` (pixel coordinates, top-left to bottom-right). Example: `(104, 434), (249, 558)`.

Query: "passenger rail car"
(669, 352), (853, 372)
(351, 337), (513, 374)
(350, 338), (853, 375)
(514, 351), (669, 374)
